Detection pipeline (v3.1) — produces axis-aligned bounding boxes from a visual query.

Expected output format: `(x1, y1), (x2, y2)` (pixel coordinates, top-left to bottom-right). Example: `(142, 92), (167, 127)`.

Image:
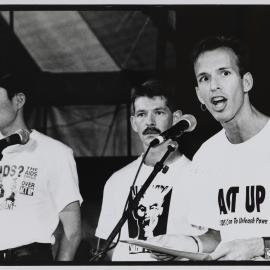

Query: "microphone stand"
(93, 143), (177, 261)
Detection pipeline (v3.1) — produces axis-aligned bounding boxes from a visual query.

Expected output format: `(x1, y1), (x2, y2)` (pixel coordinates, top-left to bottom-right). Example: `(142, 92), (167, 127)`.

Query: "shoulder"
(30, 130), (73, 155)
(193, 128), (224, 162)
(178, 154), (191, 165)
(105, 157), (140, 187)
(262, 118), (270, 135)
(170, 154), (191, 170)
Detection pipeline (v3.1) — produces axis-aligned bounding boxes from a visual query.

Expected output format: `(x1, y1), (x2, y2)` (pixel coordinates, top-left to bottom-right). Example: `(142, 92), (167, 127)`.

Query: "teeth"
(213, 97), (223, 101)
(211, 96), (226, 105)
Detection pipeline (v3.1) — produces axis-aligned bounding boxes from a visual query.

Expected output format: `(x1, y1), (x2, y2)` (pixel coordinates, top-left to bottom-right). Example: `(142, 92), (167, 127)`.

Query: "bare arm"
(55, 201), (82, 261)
(199, 228), (221, 253)
(210, 237), (264, 260)
(148, 229), (220, 252)
(193, 229), (264, 260)
(149, 229), (221, 261)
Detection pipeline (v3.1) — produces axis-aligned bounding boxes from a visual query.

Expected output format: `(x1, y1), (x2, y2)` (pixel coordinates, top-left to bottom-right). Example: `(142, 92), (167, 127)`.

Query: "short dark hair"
(0, 73), (30, 100)
(191, 35), (250, 81)
(0, 73), (34, 122)
(130, 79), (177, 115)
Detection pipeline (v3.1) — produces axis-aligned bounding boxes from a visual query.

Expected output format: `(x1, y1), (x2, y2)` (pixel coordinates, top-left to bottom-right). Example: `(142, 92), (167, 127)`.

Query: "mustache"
(143, 127), (161, 135)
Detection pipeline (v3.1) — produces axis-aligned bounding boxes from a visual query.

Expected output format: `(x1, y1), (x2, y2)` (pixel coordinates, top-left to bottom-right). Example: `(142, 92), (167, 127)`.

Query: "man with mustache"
(95, 79), (205, 261)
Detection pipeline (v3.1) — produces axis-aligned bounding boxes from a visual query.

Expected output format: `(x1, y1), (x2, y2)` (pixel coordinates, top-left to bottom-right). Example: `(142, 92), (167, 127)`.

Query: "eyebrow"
(197, 66), (231, 77)
(218, 67), (231, 71)
(135, 107), (167, 113)
(135, 109), (146, 114)
(196, 72), (207, 78)
(153, 107), (166, 111)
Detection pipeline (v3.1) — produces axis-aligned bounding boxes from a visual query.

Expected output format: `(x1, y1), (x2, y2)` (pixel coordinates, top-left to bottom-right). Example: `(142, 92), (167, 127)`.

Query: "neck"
(143, 141), (182, 167)
(222, 104), (268, 144)
(0, 118), (28, 137)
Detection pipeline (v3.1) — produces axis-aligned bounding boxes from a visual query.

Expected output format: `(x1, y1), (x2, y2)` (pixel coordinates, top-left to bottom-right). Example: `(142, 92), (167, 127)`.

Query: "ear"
(195, 86), (205, 104)
(242, 72), (253, 93)
(12, 93), (26, 110)
(172, 110), (183, 125)
(130, 115), (138, 133)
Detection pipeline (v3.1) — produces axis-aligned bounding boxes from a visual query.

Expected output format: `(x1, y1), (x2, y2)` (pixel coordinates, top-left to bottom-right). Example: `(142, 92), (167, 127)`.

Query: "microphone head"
(16, 129), (30, 144)
(180, 114), (197, 132)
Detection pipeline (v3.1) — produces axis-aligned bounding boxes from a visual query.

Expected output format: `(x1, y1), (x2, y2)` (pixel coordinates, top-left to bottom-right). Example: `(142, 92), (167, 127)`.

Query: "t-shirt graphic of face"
(127, 185), (172, 254)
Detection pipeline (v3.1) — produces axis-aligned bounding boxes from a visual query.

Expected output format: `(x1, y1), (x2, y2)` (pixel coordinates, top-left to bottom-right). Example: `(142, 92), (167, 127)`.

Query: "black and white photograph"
(0, 3), (270, 267)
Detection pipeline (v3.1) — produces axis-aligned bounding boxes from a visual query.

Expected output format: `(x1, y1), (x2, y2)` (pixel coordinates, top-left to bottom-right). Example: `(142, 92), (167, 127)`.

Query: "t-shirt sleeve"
(48, 147), (83, 213)
(95, 174), (119, 240)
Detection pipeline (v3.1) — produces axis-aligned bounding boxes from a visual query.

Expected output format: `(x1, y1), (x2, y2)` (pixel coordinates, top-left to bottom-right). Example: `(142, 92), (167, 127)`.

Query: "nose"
(146, 112), (156, 126)
(210, 77), (219, 92)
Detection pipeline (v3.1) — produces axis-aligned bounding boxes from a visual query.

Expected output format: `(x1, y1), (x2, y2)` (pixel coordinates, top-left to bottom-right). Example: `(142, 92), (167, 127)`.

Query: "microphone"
(0, 129), (30, 151)
(149, 114), (197, 147)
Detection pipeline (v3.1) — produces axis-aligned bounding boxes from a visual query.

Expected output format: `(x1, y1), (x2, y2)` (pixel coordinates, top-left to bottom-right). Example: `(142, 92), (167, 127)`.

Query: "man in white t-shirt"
(151, 36), (270, 261)
(95, 79), (205, 261)
(0, 73), (83, 262)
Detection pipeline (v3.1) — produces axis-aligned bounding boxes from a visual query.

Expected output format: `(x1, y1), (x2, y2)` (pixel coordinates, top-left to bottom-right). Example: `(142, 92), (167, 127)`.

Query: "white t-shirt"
(96, 154), (205, 261)
(189, 120), (270, 242)
(0, 130), (82, 250)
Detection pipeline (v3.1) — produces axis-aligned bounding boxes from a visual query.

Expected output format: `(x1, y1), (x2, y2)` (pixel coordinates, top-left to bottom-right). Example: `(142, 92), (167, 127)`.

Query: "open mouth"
(142, 219), (150, 226)
(211, 96), (227, 109)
